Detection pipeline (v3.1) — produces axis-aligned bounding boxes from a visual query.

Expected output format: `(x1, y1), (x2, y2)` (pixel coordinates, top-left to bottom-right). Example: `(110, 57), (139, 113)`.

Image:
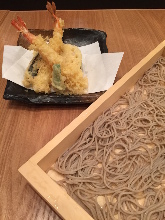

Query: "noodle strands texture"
(49, 56), (165, 220)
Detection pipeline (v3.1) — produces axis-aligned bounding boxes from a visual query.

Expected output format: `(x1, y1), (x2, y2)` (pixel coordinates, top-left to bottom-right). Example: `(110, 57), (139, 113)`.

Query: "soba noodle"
(49, 56), (165, 220)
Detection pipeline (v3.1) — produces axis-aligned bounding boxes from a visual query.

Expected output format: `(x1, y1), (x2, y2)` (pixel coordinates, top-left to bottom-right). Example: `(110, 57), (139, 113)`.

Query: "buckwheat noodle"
(49, 57), (165, 219)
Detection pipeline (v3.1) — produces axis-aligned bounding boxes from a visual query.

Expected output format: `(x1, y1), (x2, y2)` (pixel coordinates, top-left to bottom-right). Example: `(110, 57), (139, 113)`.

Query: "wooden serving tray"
(19, 40), (165, 220)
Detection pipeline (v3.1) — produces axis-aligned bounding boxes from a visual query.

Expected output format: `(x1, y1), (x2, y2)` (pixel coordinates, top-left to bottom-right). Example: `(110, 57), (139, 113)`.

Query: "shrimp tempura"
(11, 16), (63, 67)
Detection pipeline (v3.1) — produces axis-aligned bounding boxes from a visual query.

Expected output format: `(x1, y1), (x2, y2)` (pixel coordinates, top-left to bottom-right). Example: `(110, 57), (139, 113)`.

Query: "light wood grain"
(0, 10), (9, 26)
(0, 9), (165, 220)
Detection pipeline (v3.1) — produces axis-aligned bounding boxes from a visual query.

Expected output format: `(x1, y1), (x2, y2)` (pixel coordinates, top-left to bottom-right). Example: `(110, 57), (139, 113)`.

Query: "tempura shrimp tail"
(11, 16), (63, 66)
(46, 1), (64, 53)
(46, 1), (64, 29)
(11, 16), (36, 43)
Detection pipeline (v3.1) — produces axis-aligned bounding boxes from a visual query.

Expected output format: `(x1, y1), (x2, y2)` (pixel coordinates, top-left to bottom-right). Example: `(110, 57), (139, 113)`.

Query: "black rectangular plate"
(3, 28), (107, 104)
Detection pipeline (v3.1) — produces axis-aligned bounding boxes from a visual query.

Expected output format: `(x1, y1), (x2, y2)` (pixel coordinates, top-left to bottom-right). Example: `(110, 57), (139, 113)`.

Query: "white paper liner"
(2, 42), (124, 93)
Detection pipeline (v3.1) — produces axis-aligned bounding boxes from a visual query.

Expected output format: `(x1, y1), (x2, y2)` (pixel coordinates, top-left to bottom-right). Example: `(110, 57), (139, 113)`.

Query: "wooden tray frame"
(19, 40), (165, 220)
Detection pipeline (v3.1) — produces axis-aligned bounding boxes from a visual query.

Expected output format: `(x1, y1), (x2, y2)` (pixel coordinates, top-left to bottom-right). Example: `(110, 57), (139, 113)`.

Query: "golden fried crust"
(61, 44), (82, 67)
(29, 35), (63, 66)
(24, 28), (88, 94)
(23, 59), (52, 94)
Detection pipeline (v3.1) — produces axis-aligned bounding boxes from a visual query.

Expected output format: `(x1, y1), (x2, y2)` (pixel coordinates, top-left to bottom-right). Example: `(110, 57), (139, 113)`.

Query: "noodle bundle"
(49, 56), (165, 220)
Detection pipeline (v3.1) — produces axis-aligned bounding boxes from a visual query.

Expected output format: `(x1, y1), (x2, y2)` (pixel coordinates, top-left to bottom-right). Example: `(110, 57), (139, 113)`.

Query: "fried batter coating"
(61, 62), (88, 94)
(23, 58), (52, 94)
(62, 44), (82, 67)
(11, 1), (88, 95)
(29, 34), (63, 66)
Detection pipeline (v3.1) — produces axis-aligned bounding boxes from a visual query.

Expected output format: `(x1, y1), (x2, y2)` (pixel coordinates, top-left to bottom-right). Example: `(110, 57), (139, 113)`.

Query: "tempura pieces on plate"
(11, 1), (88, 95)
